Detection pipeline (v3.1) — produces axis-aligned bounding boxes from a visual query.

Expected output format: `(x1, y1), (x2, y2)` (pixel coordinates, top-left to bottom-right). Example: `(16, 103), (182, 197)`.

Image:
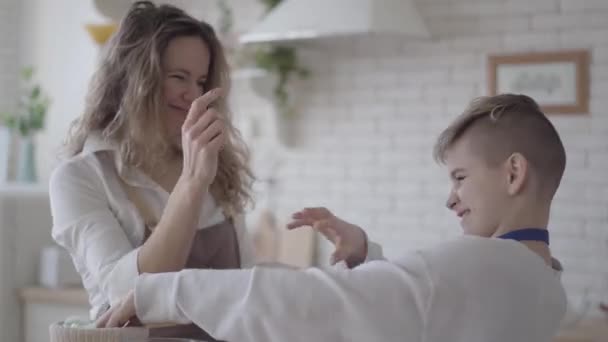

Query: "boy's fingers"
(314, 221), (335, 237)
(291, 211), (305, 219)
(286, 218), (315, 229)
(290, 211), (313, 222)
(303, 207), (333, 220)
(330, 236), (347, 264)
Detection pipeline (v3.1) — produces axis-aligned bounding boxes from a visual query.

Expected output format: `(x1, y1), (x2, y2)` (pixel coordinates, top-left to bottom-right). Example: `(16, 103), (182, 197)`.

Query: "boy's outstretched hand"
(287, 207), (368, 268)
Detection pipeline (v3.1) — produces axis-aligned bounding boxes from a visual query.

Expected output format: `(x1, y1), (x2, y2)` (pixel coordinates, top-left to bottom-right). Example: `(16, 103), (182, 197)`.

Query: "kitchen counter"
(19, 286), (88, 306)
(19, 287), (90, 342)
(555, 317), (608, 341)
(16, 288), (608, 341)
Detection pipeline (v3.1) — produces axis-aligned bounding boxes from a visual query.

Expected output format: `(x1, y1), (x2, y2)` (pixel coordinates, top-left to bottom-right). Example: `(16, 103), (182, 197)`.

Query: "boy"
(98, 94), (567, 342)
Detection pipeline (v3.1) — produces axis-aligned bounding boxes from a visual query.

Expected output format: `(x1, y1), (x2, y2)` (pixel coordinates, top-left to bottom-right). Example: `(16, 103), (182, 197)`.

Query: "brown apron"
(145, 219), (241, 342)
(118, 167), (240, 342)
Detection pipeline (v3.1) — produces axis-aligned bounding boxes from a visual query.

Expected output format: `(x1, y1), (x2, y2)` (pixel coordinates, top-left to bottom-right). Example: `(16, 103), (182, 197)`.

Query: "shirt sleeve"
(49, 160), (141, 309)
(365, 240), (385, 262)
(135, 252), (433, 342)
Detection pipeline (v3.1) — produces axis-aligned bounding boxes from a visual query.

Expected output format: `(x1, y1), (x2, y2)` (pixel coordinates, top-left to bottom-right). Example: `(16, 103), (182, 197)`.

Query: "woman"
(49, 1), (254, 339)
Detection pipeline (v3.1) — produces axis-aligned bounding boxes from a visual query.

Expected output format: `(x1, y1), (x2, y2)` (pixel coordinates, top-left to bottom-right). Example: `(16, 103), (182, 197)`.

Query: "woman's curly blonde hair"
(64, 1), (253, 217)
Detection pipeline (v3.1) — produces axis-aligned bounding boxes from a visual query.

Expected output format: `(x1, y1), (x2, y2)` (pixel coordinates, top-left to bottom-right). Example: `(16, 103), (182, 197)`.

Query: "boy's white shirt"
(135, 236), (567, 342)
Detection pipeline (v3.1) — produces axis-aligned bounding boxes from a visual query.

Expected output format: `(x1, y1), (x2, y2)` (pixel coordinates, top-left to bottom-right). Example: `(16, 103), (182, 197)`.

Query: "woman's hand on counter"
(96, 291), (137, 328)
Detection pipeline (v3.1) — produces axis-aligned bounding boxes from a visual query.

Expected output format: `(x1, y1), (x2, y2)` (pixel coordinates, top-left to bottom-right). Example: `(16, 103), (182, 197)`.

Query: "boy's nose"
(445, 189), (458, 210)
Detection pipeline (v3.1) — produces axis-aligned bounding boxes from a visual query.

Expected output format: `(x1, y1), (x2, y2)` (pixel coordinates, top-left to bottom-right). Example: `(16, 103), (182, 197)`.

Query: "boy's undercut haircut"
(433, 93), (566, 199)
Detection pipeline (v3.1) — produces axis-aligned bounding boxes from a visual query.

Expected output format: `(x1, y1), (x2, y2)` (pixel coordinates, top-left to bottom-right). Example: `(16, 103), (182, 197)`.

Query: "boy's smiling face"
(444, 135), (510, 237)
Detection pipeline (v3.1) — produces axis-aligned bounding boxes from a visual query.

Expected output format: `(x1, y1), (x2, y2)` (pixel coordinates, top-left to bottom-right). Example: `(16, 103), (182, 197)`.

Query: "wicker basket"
(49, 321), (149, 342)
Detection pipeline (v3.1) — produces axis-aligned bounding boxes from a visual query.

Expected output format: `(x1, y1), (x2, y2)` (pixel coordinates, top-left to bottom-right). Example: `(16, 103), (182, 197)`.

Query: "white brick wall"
(0, 3), (23, 342)
(219, 0), (608, 317)
(0, 1), (19, 184)
(0, 0), (19, 112)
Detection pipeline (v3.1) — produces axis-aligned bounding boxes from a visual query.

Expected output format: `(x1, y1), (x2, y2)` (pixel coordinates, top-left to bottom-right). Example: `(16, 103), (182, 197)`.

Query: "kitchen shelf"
(231, 67), (269, 81)
(0, 183), (48, 197)
(19, 287), (88, 306)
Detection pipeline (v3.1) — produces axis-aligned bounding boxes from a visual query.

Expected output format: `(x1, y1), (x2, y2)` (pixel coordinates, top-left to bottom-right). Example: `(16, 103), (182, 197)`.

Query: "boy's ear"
(505, 153), (528, 196)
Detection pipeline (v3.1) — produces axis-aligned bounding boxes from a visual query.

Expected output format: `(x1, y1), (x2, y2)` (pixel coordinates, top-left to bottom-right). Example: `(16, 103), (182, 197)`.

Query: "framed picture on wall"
(487, 50), (590, 114)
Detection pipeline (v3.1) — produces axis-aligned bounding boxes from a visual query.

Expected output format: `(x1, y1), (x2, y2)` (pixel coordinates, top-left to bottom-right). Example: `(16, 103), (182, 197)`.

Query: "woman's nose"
(183, 82), (202, 104)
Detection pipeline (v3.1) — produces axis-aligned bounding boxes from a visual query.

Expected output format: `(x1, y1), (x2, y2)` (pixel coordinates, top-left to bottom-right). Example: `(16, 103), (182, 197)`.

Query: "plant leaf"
(260, 0), (282, 12)
(18, 118), (29, 136)
(29, 102), (46, 130)
(1, 66), (50, 135)
(21, 66), (34, 81)
(31, 85), (41, 100)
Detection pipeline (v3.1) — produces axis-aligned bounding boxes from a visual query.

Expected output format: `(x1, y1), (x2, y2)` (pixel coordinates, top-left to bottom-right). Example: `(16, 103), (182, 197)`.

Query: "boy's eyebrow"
(450, 168), (465, 178)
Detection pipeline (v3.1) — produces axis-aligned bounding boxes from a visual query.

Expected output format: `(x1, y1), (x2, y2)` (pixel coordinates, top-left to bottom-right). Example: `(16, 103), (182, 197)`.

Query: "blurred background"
(0, 0), (606, 341)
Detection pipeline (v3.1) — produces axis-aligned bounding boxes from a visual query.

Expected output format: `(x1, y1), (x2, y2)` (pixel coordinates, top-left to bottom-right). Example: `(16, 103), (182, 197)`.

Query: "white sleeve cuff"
(365, 240), (385, 262)
(135, 272), (190, 325)
(104, 247), (140, 306)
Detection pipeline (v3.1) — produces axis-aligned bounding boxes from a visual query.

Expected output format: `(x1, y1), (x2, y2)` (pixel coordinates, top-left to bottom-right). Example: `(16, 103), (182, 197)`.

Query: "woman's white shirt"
(49, 133), (256, 319)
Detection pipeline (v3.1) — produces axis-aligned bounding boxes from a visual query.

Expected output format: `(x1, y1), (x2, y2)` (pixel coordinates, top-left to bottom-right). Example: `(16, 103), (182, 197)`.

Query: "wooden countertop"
(555, 317), (608, 342)
(19, 287), (89, 306)
(16, 287), (608, 341)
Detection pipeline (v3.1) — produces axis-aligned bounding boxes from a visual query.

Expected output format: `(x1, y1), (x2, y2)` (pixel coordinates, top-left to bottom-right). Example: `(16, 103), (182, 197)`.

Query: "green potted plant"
(215, 0), (309, 117)
(254, 45), (309, 117)
(252, 0), (309, 117)
(0, 66), (50, 183)
(215, 0), (309, 147)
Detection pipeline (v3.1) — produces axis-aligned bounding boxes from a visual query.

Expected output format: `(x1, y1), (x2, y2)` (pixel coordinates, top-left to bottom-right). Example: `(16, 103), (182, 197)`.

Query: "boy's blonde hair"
(433, 94), (566, 199)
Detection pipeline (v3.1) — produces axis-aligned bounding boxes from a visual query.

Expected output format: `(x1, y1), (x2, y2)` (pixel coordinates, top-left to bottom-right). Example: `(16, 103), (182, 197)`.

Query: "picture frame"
(487, 50), (590, 114)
